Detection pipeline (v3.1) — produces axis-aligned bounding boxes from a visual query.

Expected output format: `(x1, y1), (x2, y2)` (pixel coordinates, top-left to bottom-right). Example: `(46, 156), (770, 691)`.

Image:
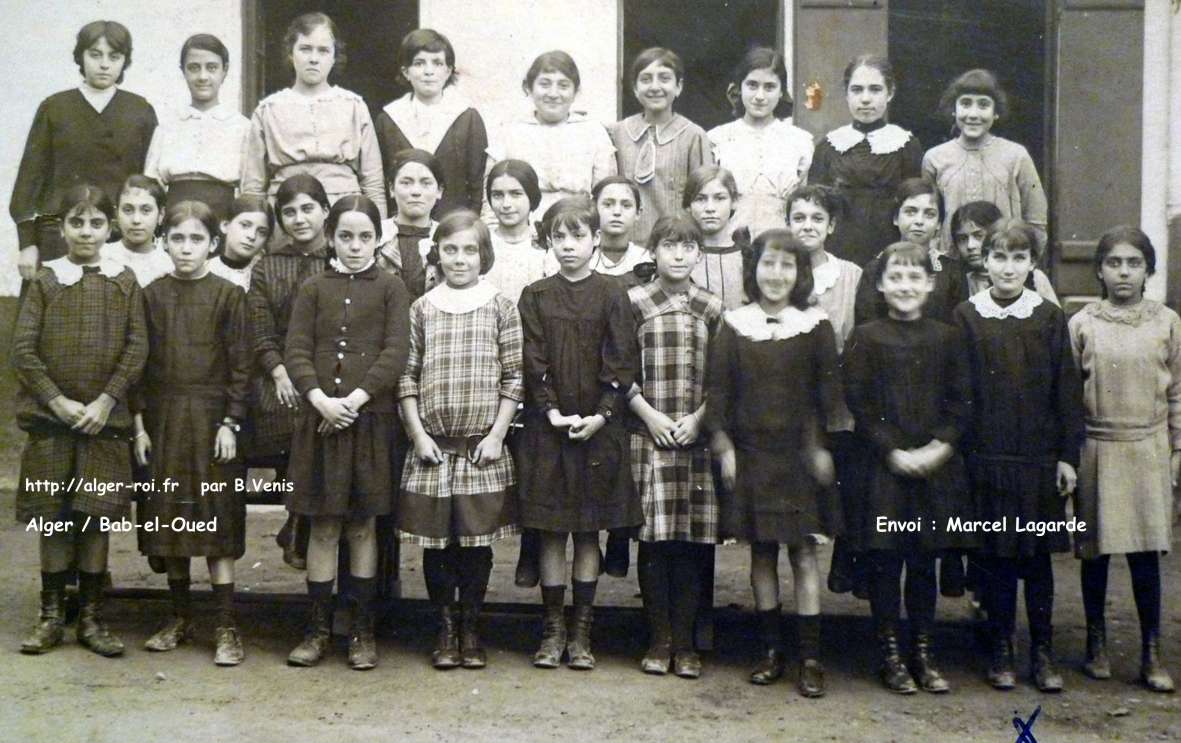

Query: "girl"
(517, 197), (639, 670)
(144, 34), (250, 220)
(629, 214), (724, 678)
(844, 242), (975, 694)
(708, 47), (814, 237)
(809, 55), (922, 268)
(246, 175), (331, 569)
(706, 230), (841, 698)
(133, 201), (252, 666)
(951, 201), (1059, 304)
(377, 148), (445, 301)
(397, 210), (523, 670)
(923, 70), (1048, 252)
(12, 20), (157, 277)
(377, 29), (487, 217)
(208, 195), (275, 290)
(102, 175), (173, 288)
(953, 220), (1083, 692)
(241, 13), (386, 214)
(611, 47), (714, 244)
(686, 166), (748, 310)
(542, 176), (650, 286)
(1069, 226), (1178, 693)
(483, 159), (547, 304)
(284, 195), (411, 670)
(485, 51), (616, 221)
(14, 184), (147, 656)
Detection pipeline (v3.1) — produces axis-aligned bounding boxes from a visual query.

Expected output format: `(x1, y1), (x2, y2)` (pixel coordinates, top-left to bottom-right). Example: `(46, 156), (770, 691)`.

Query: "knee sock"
(1127, 551), (1162, 642)
(211, 583), (234, 627)
(797, 614), (821, 662)
(572, 579), (597, 607)
(984, 557), (1018, 638)
(904, 553), (938, 631)
(541, 584), (565, 610)
(306, 579), (334, 603)
(1022, 554), (1054, 645)
(350, 575), (376, 611)
(669, 543), (706, 652)
(423, 547), (457, 607)
(868, 552), (903, 631)
(78, 571), (106, 606)
(168, 578), (193, 620)
(1080, 555), (1110, 626)
(41, 570), (68, 593)
(638, 542), (672, 645)
(457, 546), (493, 608)
(757, 606), (783, 651)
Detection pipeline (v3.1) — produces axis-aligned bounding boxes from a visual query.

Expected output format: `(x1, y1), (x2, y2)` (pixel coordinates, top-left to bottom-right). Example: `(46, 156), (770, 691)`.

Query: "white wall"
(0, 0), (241, 296)
(1143, 0), (1170, 301)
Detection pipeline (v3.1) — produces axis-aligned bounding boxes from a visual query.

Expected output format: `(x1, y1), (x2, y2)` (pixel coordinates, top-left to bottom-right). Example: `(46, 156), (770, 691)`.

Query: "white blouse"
(708, 118), (814, 236)
(145, 102), (250, 186)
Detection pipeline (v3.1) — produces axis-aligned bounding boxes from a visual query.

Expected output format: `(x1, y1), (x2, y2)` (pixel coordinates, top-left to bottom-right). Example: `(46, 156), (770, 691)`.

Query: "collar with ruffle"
(969, 287), (1043, 320)
(825, 123), (912, 155)
(44, 256), (124, 286)
(725, 303), (827, 342)
(425, 279), (499, 314)
(1085, 298), (1162, 326)
(811, 256), (842, 296)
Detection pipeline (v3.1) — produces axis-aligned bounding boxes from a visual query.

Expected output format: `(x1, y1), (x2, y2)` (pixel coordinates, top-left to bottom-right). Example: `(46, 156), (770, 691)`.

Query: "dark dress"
(284, 264), (411, 518)
(517, 273), (640, 532)
(953, 291), (1084, 557)
(704, 305), (843, 545)
(10, 89), (157, 261)
(137, 274), (251, 558)
(843, 317), (976, 552)
(375, 106), (488, 218)
(854, 252), (969, 325)
(377, 223), (432, 301)
(808, 120), (922, 268)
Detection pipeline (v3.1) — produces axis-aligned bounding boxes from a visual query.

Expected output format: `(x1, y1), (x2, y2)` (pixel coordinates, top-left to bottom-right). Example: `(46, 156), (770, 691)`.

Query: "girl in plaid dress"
(14, 184), (147, 657)
(397, 210), (524, 670)
(628, 215), (723, 679)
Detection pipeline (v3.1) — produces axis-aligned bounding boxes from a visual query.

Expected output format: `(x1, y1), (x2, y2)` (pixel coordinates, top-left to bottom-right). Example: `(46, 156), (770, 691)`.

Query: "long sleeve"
(853, 258), (883, 326)
(101, 281), (148, 403)
(248, 263), (284, 374)
(687, 126), (715, 174)
(519, 285), (557, 411)
(498, 298), (526, 402)
(843, 326), (907, 454)
(10, 100), (52, 247)
(466, 113), (490, 213)
(1051, 309), (1084, 467)
(703, 320), (737, 434)
(1015, 148), (1048, 247)
(239, 107), (269, 198)
(597, 284), (638, 416)
(396, 300), (425, 400)
(901, 135), (924, 179)
(359, 276), (411, 396)
(808, 139), (832, 187)
(222, 286), (252, 421)
(920, 148), (937, 186)
(930, 325), (971, 446)
(10, 278), (62, 403)
(1167, 313), (1181, 451)
(143, 125), (164, 183)
(811, 319), (842, 433)
(284, 281), (319, 395)
(356, 108), (389, 217)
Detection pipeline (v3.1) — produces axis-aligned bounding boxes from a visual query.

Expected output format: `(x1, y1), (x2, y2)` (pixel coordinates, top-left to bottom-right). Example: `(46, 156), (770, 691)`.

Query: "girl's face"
(877, 255), (934, 321)
(279, 193), (328, 245)
(82, 36), (125, 90)
(1099, 241), (1148, 306)
(954, 219), (989, 270)
(756, 247), (798, 309)
(550, 219), (598, 276)
(221, 211), (271, 262)
(437, 227), (483, 290)
(290, 24), (335, 87)
(391, 162), (443, 223)
(893, 194), (940, 246)
(166, 218), (216, 278)
(331, 210), (379, 272)
(488, 175), (532, 230)
(788, 198), (835, 254)
(183, 48), (227, 106)
(983, 246), (1034, 299)
(117, 188), (161, 249)
(61, 206), (111, 263)
(740, 67), (783, 122)
(846, 65), (892, 125)
(634, 61), (682, 115)
(652, 236), (700, 284)
(530, 70), (576, 125)
(403, 50), (450, 101)
(955, 94), (997, 143)
(688, 179), (735, 237)
(596, 183), (639, 239)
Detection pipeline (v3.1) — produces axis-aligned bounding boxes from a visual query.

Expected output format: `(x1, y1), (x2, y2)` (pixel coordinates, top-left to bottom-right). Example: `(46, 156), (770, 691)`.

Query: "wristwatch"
(220, 417), (241, 433)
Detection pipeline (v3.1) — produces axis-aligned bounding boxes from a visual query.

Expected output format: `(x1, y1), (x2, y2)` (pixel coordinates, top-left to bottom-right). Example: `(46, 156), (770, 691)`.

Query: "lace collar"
(1084, 298), (1163, 326)
(968, 288), (1043, 320)
(426, 280), (499, 314)
(44, 256), (124, 286)
(725, 303), (827, 342)
(811, 255), (844, 296)
(825, 123), (912, 155)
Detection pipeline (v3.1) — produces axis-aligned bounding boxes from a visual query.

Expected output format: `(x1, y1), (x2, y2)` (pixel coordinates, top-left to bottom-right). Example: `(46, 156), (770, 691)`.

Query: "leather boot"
(1031, 635), (1064, 692)
(431, 605), (461, 670)
(1082, 619), (1111, 680)
(1140, 632), (1176, 693)
(909, 627), (950, 693)
(287, 597), (332, 667)
(750, 608), (785, 685)
(20, 589), (65, 654)
(532, 601), (566, 668)
(877, 626), (917, 694)
(987, 634), (1016, 690)
(797, 659), (825, 698)
(348, 600), (377, 671)
(213, 626), (245, 666)
(641, 626), (672, 676)
(460, 605), (486, 669)
(566, 604), (595, 670)
(77, 576), (124, 657)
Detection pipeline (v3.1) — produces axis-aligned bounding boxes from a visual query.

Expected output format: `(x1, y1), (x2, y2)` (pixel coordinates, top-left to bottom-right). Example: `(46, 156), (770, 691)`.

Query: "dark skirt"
(832, 431), (871, 551)
(138, 393), (246, 559)
(859, 447), (978, 553)
(16, 428), (133, 522)
(243, 375), (301, 462)
(287, 410), (397, 519)
(166, 180), (235, 222)
(517, 416), (640, 533)
(969, 455), (1069, 558)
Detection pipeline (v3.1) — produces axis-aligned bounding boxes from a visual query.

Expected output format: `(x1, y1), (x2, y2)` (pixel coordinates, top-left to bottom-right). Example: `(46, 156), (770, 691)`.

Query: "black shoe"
(673, 650), (702, 679)
(566, 605), (595, 670)
(798, 659), (826, 698)
(77, 579), (124, 657)
(909, 630), (950, 693)
(287, 597), (332, 667)
(459, 605), (486, 669)
(1031, 640), (1064, 693)
(431, 605), (461, 670)
(749, 647), (786, 685)
(878, 629), (917, 694)
(533, 602), (566, 668)
(20, 589), (65, 655)
(987, 635), (1016, 690)
(1082, 620), (1111, 680)
(1140, 632), (1175, 693)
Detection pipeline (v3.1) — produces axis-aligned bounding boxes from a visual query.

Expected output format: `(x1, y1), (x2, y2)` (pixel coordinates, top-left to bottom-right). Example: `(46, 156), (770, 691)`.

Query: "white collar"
(811, 256), (842, 296)
(519, 109), (591, 126)
(179, 102), (236, 122)
(968, 288), (1043, 320)
(825, 123), (912, 155)
(44, 256), (123, 285)
(78, 82), (117, 113)
(594, 243), (647, 275)
(329, 257), (376, 275)
(725, 303), (827, 342)
(426, 279), (499, 314)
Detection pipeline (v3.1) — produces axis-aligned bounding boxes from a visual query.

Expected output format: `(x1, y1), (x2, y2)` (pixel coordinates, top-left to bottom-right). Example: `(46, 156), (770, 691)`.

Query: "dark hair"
(275, 174), (330, 236)
(592, 175), (643, 210)
(427, 209), (494, 275)
(743, 229), (813, 309)
(786, 184), (846, 223)
(486, 160), (542, 211)
(164, 199), (222, 250)
(893, 177), (943, 220)
(179, 33), (229, 68)
(646, 214), (703, 253)
(682, 165), (739, 210)
(727, 46), (792, 119)
(326, 194), (384, 244)
(523, 50), (580, 93)
(117, 175), (167, 239)
(873, 241), (934, 288)
(389, 148), (447, 192)
(398, 28), (457, 88)
(938, 68), (1009, 123)
(949, 200), (1003, 238)
(1094, 225), (1156, 298)
(59, 183), (116, 226)
(227, 194), (275, 233)
(539, 196), (599, 249)
(630, 47), (684, 86)
(284, 12), (346, 78)
(843, 53), (896, 94)
(983, 219), (1042, 262)
(74, 20), (133, 84)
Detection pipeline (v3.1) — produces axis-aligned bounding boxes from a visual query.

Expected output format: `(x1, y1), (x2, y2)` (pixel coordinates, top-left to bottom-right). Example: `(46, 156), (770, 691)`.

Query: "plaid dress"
(397, 284), (524, 548)
(628, 283), (723, 543)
